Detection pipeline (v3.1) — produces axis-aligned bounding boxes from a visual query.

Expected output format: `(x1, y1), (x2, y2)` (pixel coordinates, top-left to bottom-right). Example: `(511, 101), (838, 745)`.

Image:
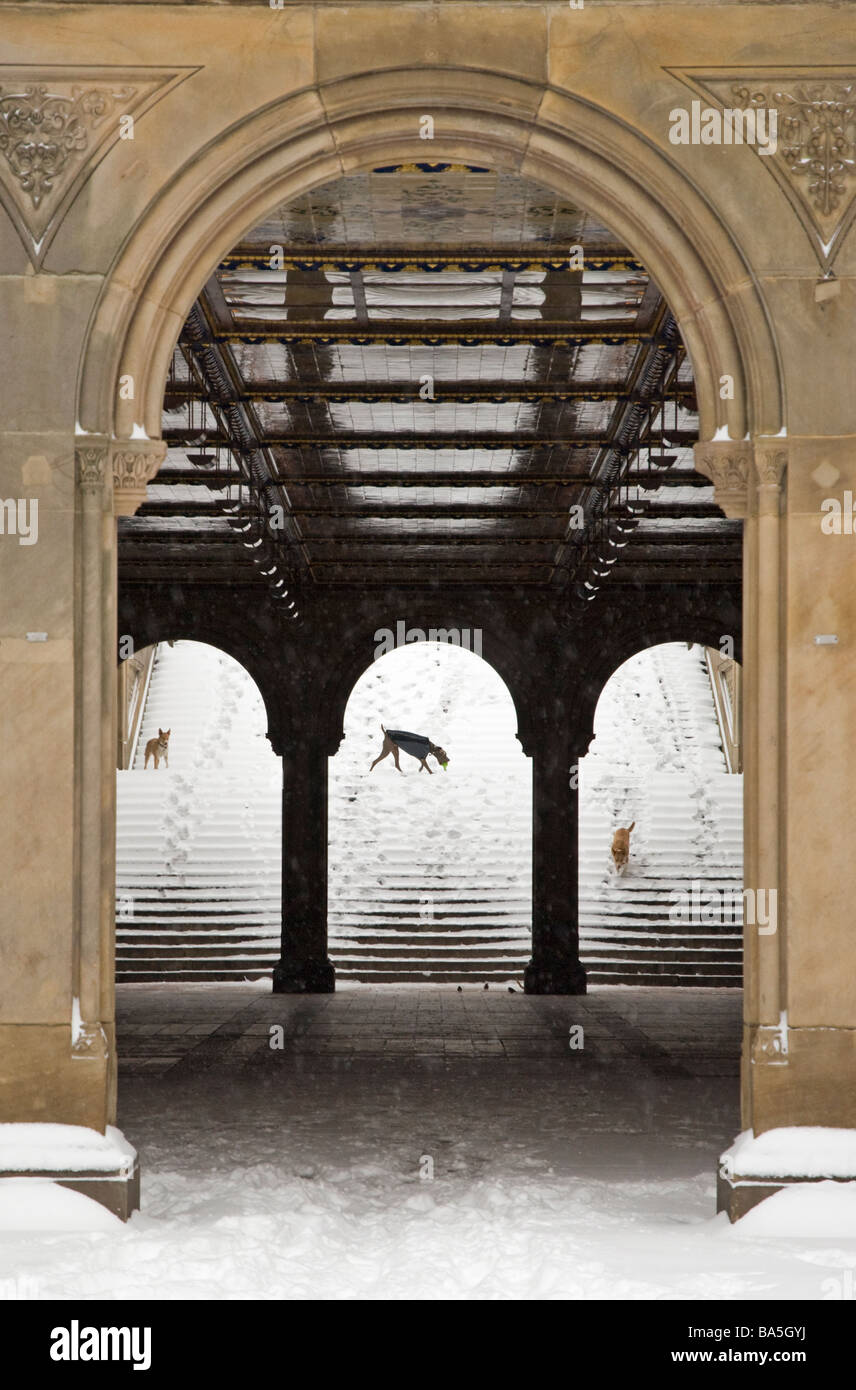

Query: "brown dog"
(369, 725), (449, 775)
(144, 728), (170, 769)
(611, 821), (635, 873)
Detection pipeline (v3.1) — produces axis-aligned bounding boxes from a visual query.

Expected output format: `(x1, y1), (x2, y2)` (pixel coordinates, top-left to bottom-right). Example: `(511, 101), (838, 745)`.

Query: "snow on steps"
(327, 643), (532, 982)
(116, 643), (280, 982)
(578, 644), (742, 986)
(116, 639), (743, 986)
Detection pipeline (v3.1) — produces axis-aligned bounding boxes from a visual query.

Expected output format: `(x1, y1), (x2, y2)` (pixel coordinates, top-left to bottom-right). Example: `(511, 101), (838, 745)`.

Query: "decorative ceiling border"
(0, 65), (200, 268)
(664, 66), (856, 272)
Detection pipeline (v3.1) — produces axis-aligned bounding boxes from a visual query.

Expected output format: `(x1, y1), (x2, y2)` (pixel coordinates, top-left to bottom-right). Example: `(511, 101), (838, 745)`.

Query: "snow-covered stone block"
(0, 1124), (139, 1222)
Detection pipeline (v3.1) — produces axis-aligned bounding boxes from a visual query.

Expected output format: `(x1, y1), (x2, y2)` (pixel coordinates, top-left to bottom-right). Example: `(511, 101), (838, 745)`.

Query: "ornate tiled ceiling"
(119, 165), (740, 593)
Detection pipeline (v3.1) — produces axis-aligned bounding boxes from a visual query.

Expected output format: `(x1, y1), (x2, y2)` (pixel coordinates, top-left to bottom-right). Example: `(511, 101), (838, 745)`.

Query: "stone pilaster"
(72, 444), (114, 1122)
(745, 442), (788, 1096)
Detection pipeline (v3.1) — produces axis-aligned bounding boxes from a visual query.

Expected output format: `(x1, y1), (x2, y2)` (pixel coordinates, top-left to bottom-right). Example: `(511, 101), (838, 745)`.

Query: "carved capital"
(754, 445), (788, 490)
(516, 709), (592, 762)
(75, 445), (109, 496)
(694, 440), (753, 519)
(111, 439), (167, 516)
(267, 715), (342, 760)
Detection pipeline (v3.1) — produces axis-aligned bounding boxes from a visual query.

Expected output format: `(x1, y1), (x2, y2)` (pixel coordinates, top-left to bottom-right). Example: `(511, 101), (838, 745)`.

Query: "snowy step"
(117, 639), (744, 987)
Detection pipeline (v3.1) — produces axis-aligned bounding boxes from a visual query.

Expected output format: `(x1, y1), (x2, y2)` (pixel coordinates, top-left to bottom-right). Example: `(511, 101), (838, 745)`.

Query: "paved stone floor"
(117, 982), (741, 1075)
(117, 984), (742, 1186)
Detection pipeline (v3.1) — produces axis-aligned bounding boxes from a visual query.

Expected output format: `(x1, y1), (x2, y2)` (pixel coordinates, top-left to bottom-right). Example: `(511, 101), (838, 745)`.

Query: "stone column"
(0, 433), (163, 1139)
(71, 443), (114, 1103)
(765, 435), (856, 1131)
(746, 445), (789, 1096)
(272, 730), (336, 993)
(697, 437), (856, 1214)
(695, 439), (788, 1116)
(524, 717), (587, 994)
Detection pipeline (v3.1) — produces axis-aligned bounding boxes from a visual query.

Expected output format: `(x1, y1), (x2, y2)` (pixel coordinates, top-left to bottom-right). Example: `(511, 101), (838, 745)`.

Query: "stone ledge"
(717, 1168), (856, 1223)
(0, 1162), (140, 1222)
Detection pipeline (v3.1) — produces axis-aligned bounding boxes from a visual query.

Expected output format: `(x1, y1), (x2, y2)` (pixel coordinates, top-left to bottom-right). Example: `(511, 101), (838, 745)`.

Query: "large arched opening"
(77, 74), (783, 443)
(328, 640), (531, 985)
(115, 640), (281, 985)
(579, 640), (743, 988)
(63, 69), (787, 1198)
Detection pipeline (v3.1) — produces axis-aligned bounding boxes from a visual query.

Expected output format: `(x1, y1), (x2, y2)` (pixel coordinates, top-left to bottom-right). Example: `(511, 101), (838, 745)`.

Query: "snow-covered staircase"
(116, 639), (742, 986)
(327, 645), (532, 983)
(579, 646), (743, 986)
(116, 643), (281, 982)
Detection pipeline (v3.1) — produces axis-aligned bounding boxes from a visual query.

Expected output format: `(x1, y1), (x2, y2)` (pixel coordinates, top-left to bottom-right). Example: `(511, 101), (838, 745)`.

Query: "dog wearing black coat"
(369, 724), (449, 775)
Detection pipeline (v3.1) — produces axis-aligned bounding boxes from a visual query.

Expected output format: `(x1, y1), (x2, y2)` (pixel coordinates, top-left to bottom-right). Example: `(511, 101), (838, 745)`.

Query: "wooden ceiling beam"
(164, 383), (698, 404)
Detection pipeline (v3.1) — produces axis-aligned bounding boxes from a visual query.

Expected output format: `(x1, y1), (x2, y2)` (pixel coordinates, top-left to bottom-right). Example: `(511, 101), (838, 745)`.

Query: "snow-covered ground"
(2, 980), (854, 1302)
(2, 1103), (856, 1299)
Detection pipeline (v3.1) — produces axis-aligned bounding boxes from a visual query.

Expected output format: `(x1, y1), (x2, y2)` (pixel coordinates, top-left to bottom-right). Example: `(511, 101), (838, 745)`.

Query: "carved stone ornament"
(754, 446), (788, 490)
(666, 68), (856, 270)
(75, 445), (109, 495)
(0, 66), (198, 267)
(693, 440), (753, 519)
(112, 439), (168, 517)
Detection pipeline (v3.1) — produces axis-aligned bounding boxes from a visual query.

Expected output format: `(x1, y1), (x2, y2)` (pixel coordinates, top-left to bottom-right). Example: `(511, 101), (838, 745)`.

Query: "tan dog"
(611, 821), (635, 873)
(144, 728), (170, 769)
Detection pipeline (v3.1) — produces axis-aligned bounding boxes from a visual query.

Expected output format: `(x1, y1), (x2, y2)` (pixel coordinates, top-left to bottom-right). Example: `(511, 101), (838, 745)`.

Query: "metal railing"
(705, 647), (742, 774)
(117, 645), (157, 770)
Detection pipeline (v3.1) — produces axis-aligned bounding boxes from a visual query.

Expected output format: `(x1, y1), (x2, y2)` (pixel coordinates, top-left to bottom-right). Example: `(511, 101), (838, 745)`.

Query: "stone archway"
(8, 46), (808, 1177)
(71, 70), (784, 1118)
(77, 72), (783, 452)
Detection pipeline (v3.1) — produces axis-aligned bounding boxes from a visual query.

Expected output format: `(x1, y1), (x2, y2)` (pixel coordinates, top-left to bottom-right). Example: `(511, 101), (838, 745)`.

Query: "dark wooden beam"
(207, 326), (649, 346)
(219, 247), (646, 274)
(275, 472), (594, 487)
(149, 467), (712, 490)
(165, 431), (677, 451)
(163, 383), (698, 405)
(281, 503), (724, 520)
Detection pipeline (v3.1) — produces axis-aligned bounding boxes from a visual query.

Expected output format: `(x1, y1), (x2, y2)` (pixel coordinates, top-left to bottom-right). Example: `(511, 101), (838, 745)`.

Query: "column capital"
(75, 443), (110, 497)
(76, 436), (168, 514)
(111, 438), (168, 517)
(268, 718), (343, 760)
(753, 440), (788, 491)
(693, 439), (754, 519)
(516, 702), (593, 760)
